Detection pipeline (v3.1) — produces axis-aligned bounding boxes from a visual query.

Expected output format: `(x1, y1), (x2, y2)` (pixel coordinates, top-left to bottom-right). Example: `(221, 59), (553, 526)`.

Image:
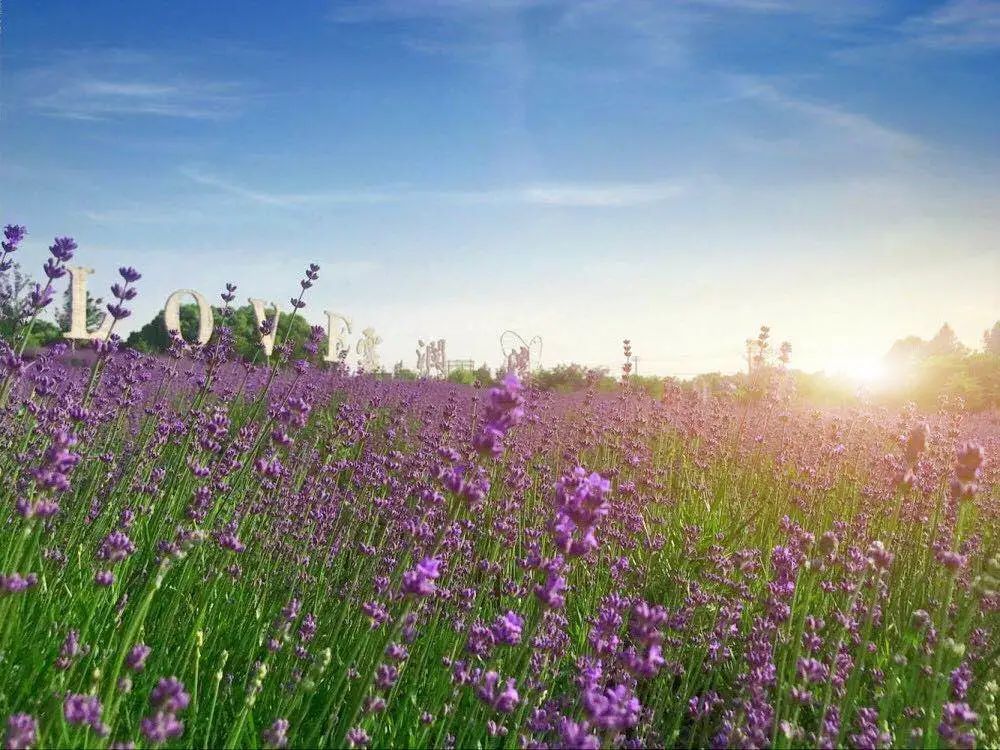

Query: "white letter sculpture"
(248, 298), (281, 356)
(416, 338), (447, 378)
(429, 338), (447, 378)
(416, 339), (428, 376)
(164, 289), (214, 346)
(356, 327), (382, 371)
(324, 311), (353, 363)
(63, 266), (113, 342)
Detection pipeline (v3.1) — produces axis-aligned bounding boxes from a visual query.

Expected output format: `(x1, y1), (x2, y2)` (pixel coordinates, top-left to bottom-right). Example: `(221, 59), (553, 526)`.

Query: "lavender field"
(0, 229), (997, 750)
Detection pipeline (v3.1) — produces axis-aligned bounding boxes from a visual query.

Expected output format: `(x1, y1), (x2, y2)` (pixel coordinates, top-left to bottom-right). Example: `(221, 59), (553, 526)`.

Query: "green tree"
(0, 261), (64, 350)
(447, 369), (477, 386)
(885, 335), (926, 368)
(984, 321), (1000, 356)
(392, 361), (418, 380)
(965, 351), (1000, 409)
(0, 316), (62, 351)
(473, 364), (492, 384)
(926, 322), (966, 357)
(126, 303), (322, 361)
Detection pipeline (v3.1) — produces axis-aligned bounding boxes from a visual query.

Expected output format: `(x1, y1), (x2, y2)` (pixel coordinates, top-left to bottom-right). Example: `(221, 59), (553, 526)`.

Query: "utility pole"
(633, 355), (639, 376)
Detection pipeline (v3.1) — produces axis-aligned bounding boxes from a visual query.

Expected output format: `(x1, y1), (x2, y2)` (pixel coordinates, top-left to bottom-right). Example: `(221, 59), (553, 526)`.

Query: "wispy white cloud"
(900, 0), (1000, 51)
(682, 0), (867, 14)
(328, 0), (555, 24)
(731, 77), (924, 154)
(459, 182), (684, 206)
(32, 78), (244, 121)
(330, 0), (871, 23)
(80, 207), (209, 225)
(180, 167), (684, 208)
(835, 1), (1000, 61)
(179, 168), (405, 207)
(18, 49), (248, 121)
(328, 0), (873, 68)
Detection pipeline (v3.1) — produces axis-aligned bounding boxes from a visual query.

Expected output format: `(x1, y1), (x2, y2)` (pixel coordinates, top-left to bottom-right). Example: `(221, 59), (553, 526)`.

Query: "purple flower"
(938, 550), (967, 572)
(550, 467), (611, 557)
(48, 236), (77, 262)
(401, 557), (441, 598)
(689, 692), (722, 721)
(118, 266), (141, 283)
(346, 727), (370, 748)
(950, 662), (972, 701)
(126, 643), (152, 672)
(950, 442), (985, 501)
(217, 530), (246, 553)
(475, 672), (519, 713)
(556, 467), (611, 528)
(94, 570), (114, 587)
(63, 694), (107, 735)
(491, 611), (524, 646)
(98, 530), (136, 563)
(473, 373), (525, 458)
(955, 442), (984, 483)
(849, 706), (892, 749)
(149, 677), (190, 713)
(621, 643), (665, 680)
(140, 712), (184, 744)
(558, 718), (600, 750)
(385, 642), (408, 662)
(281, 598), (301, 623)
(628, 601), (666, 646)
(534, 571), (567, 610)
(439, 464), (491, 508)
(262, 718), (289, 749)
(939, 702), (978, 749)
(28, 283), (54, 310)
(43, 257), (66, 280)
(466, 623), (495, 658)
(4, 713), (37, 750)
(106, 302), (131, 321)
(55, 630), (82, 670)
(903, 422), (930, 465)
(299, 613), (317, 642)
(375, 664), (398, 689)
(0, 573), (38, 595)
(866, 541), (894, 573)
(31, 428), (80, 495)
(583, 684), (641, 731)
(796, 657), (829, 684)
(2, 224), (26, 252)
(110, 283), (138, 301)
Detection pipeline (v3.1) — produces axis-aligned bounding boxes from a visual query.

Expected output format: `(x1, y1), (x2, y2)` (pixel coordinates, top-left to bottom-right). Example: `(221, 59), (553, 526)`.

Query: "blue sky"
(1, 0), (998, 376)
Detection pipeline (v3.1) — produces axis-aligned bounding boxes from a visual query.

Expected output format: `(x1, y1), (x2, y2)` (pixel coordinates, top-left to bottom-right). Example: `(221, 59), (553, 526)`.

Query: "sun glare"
(830, 358), (890, 385)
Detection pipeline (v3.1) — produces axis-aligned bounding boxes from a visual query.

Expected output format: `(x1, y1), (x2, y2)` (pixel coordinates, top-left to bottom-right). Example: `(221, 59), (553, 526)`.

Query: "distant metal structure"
(500, 330), (542, 377)
(446, 359), (476, 374)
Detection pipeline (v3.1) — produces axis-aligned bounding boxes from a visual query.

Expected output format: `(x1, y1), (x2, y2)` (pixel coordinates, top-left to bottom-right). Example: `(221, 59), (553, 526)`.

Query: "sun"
(830, 358), (890, 385)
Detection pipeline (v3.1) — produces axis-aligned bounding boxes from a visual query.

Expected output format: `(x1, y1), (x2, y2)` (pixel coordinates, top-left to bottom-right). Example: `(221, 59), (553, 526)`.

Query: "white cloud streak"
(900, 0), (1000, 51)
(18, 50), (247, 121)
(180, 167), (685, 208)
(731, 77), (924, 154)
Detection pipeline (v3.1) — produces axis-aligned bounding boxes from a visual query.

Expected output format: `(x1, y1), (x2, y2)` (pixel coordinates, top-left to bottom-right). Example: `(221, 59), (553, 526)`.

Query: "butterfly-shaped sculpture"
(500, 330), (542, 377)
